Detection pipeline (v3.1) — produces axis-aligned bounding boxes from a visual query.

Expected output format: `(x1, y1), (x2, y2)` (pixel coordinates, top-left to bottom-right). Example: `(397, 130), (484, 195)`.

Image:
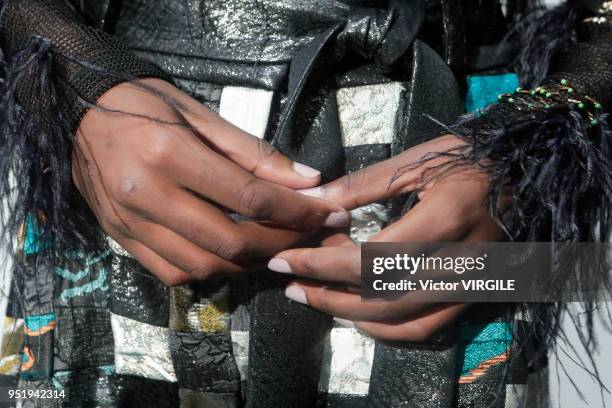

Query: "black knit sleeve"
(0, 0), (167, 130)
(0, 0), (169, 253)
(457, 30), (612, 137)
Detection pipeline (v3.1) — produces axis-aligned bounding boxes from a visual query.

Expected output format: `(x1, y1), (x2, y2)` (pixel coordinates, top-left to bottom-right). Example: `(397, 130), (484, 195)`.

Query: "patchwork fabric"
(465, 73), (520, 113)
(0, 74), (544, 408)
(318, 326), (375, 395)
(169, 283), (230, 334)
(168, 331), (241, 394)
(0, 317), (23, 376)
(219, 87), (274, 139)
(458, 322), (513, 382)
(110, 313), (177, 382)
(337, 83), (404, 146)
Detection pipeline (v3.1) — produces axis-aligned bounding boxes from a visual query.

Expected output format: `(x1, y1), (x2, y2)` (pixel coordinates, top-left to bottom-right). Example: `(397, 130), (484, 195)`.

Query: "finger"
(164, 140), (348, 228)
(321, 233), (356, 247)
(137, 79), (323, 189)
(285, 281), (433, 322)
(128, 220), (257, 279)
(269, 246), (361, 286)
(130, 185), (322, 260)
(109, 232), (193, 287)
(336, 303), (467, 342)
(300, 135), (465, 209)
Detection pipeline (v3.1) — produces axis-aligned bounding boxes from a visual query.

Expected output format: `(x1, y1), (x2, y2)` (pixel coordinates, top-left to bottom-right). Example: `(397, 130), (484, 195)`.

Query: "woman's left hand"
(267, 134), (506, 341)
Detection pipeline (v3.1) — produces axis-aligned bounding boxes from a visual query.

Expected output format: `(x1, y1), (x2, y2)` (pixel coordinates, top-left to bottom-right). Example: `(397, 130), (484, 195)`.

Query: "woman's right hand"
(72, 78), (348, 286)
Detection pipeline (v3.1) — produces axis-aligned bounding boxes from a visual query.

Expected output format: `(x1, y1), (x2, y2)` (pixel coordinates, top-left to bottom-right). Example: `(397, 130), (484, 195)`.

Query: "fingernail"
(285, 284), (308, 305)
(333, 317), (355, 328)
(268, 258), (292, 274)
(293, 162), (320, 178)
(324, 211), (349, 228)
(298, 187), (322, 198)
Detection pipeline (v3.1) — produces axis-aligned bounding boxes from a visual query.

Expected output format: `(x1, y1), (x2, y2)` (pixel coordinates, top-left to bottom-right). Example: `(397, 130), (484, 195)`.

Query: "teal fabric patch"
(465, 73), (519, 113)
(24, 313), (56, 332)
(23, 213), (53, 255)
(458, 322), (513, 375)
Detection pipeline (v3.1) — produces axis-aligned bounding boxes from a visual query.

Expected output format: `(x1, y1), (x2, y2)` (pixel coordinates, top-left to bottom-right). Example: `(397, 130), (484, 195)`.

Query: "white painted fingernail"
(268, 258), (292, 274)
(285, 284), (308, 305)
(333, 318), (355, 328)
(324, 211), (349, 228)
(298, 187), (323, 197)
(293, 162), (320, 178)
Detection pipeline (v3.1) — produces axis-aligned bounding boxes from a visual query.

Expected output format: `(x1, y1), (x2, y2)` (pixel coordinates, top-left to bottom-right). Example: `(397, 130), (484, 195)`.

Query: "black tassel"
(0, 36), (101, 257)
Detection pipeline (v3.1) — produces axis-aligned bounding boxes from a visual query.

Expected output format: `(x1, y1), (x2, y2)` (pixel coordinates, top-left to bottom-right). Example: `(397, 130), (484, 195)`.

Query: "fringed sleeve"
(0, 0), (167, 250)
(444, 6), (612, 358)
(452, 29), (612, 244)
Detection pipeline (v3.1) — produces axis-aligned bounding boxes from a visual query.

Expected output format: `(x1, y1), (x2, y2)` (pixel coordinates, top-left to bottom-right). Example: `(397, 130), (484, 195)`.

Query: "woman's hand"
(268, 134), (504, 341)
(72, 78), (348, 286)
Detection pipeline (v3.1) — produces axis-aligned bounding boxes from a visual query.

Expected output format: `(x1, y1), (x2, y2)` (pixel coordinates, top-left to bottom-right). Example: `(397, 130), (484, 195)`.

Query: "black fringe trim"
(0, 36), (104, 257)
(436, 106), (612, 391)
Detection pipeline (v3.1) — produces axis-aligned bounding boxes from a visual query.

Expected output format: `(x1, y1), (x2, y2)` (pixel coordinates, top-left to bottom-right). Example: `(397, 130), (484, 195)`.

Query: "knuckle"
(113, 176), (142, 207)
(237, 179), (272, 220)
(348, 256), (362, 282)
(250, 140), (285, 176)
(185, 263), (215, 280)
(214, 234), (247, 261)
(141, 131), (177, 167)
(254, 139), (277, 164)
(314, 288), (333, 314)
(317, 299), (332, 315)
(302, 252), (321, 277)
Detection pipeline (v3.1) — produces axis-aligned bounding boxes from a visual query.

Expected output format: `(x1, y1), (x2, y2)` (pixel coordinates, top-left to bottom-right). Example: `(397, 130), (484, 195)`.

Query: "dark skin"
(72, 78), (349, 286)
(269, 135), (506, 341)
(74, 79), (502, 341)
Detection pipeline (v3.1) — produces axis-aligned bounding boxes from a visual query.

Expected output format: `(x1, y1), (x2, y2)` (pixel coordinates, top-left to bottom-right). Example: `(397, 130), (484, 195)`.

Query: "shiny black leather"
(112, 0), (424, 89)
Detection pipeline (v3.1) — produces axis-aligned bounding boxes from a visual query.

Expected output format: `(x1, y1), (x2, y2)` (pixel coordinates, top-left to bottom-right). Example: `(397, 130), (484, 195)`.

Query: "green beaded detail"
(497, 79), (603, 128)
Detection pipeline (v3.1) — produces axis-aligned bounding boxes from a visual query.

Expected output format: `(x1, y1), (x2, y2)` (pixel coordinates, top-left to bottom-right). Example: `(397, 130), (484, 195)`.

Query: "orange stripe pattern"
(458, 351), (510, 384)
(24, 320), (56, 337)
